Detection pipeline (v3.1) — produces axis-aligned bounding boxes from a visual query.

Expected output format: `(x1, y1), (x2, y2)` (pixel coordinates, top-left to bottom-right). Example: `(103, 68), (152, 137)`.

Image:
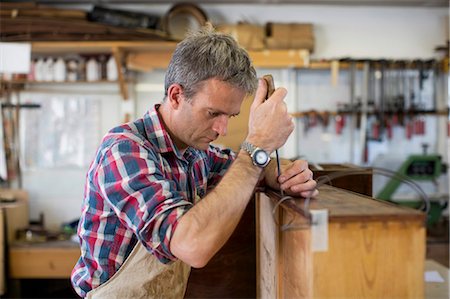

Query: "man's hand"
(246, 79), (294, 153)
(265, 159), (318, 198)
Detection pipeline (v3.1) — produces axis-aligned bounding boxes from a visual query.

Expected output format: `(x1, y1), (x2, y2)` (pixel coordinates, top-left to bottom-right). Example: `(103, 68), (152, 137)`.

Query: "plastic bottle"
(86, 57), (99, 82)
(34, 58), (45, 81)
(106, 55), (118, 81)
(53, 57), (66, 82)
(43, 57), (54, 82)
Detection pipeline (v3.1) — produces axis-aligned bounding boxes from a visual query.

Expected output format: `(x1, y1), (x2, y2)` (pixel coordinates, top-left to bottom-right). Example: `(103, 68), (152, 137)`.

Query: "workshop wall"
(19, 84), (123, 228)
(75, 3), (447, 59)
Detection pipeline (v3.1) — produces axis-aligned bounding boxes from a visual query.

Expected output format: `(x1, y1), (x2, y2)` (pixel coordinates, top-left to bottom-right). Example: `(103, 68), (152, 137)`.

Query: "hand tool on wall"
(348, 59), (357, 163)
(377, 59), (386, 141)
(335, 113), (345, 135)
(414, 60), (427, 136)
(263, 75), (283, 197)
(360, 61), (370, 163)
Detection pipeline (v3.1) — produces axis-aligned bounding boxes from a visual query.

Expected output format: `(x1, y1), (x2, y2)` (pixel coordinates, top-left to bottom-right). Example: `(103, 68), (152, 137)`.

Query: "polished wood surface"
(281, 220), (312, 299)
(311, 163), (373, 196)
(313, 220), (425, 298)
(258, 185), (426, 299)
(256, 192), (279, 299)
(274, 185), (424, 222)
(185, 198), (256, 298)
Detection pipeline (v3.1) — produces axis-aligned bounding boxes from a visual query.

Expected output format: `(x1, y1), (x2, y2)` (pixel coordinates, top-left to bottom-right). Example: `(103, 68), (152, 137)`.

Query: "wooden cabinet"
(9, 242), (80, 279)
(0, 189), (29, 295)
(311, 163), (373, 196)
(185, 198), (256, 298)
(257, 185), (426, 299)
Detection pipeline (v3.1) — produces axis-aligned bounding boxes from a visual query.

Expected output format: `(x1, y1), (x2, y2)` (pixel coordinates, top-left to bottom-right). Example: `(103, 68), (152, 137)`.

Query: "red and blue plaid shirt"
(71, 104), (235, 297)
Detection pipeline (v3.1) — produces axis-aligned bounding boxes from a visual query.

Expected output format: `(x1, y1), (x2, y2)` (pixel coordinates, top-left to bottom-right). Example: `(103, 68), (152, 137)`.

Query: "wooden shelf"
(31, 41), (177, 55)
(1, 79), (122, 84)
(29, 41), (177, 100)
(127, 48), (311, 71)
(28, 41), (312, 71)
(24, 41), (313, 99)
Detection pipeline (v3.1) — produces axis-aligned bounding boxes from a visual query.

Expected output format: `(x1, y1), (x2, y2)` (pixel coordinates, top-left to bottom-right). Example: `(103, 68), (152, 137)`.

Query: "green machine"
(376, 145), (448, 226)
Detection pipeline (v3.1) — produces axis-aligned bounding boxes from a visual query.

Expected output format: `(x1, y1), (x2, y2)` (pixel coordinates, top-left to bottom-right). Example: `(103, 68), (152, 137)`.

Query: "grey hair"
(164, 25), (257, 100)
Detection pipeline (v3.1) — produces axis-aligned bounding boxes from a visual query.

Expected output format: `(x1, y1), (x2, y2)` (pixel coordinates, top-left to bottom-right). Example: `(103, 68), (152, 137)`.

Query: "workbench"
(425, 259), (449, 299)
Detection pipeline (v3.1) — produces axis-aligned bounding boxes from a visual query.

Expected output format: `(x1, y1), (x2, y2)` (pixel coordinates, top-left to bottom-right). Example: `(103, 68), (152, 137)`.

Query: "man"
(71, 26), (318, 298)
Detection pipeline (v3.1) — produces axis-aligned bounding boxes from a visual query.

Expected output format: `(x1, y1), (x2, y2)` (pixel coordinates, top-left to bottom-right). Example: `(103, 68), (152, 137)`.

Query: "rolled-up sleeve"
(96, 140), (193, 262)
(206, 145), (236, 190)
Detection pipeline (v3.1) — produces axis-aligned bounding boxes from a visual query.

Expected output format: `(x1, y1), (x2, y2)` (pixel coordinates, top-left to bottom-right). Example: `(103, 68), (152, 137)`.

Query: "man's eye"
(209, 111), (219, 117)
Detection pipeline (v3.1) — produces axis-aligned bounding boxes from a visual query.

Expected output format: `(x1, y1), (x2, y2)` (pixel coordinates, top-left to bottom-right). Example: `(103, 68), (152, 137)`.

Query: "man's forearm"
(170, 149), (262, 268)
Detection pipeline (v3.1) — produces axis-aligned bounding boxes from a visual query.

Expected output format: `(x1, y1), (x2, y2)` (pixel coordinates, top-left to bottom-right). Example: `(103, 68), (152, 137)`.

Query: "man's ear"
(166, 83), (184, 109)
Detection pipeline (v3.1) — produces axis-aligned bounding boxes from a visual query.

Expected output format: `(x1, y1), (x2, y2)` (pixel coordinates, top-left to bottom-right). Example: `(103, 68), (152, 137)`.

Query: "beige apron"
(86, 242), (191, 299)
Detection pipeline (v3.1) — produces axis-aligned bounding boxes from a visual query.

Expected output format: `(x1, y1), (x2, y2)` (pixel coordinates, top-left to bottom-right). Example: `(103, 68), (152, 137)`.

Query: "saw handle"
(263, 74), (275, 100)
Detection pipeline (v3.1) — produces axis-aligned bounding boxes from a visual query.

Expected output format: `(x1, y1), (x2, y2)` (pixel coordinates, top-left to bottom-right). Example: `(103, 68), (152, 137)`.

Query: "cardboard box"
(265, 22), (315, 51)
(217, 23), (265, 50)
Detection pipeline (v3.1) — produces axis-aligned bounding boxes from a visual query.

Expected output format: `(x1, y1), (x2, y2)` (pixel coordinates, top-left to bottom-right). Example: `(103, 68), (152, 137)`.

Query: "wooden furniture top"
(265, 185), (426, 223)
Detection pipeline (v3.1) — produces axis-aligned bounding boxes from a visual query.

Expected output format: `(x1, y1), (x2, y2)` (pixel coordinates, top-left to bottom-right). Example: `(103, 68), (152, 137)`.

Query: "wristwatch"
(241, 141), (270, 168)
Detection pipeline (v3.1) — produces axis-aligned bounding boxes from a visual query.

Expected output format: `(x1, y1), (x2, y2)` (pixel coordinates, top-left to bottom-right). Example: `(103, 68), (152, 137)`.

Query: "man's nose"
(212, 115), (228, 136)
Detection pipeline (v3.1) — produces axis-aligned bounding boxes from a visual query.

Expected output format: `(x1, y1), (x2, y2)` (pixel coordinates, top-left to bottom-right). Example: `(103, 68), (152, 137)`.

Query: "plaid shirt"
(71, 104), (235, 297)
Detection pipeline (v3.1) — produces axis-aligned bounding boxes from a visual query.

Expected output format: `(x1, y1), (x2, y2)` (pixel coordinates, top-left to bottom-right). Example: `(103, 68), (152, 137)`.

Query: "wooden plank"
(31, 41), (176, 54)
(0, 3), (37, 9)
(0, 18), (165, 36)
(0, 16), (169, 42)
(126, 51), (174, 71)
(9, 246), (80, 279)
(0, 8), (86, 19)
(257, 193), (279, 299)
(127, 49), (310, 71)
(247, 49), (309, 68)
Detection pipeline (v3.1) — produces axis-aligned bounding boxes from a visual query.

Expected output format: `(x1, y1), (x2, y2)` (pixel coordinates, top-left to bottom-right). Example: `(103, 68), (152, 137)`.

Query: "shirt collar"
(144, 104), (187, 160)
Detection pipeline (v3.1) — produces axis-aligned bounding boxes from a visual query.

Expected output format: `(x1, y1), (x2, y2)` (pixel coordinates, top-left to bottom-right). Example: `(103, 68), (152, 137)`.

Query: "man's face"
(173, 78), (246, 151)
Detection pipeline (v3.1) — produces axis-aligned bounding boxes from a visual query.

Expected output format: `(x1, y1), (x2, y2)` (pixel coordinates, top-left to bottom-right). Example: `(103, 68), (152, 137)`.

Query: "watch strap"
(240, 140), (256, 156)
(240, 141), (270, 168)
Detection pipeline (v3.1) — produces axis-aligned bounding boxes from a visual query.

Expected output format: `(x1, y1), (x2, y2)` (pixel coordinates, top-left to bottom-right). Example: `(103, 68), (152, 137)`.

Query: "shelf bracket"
(111, 47), (128, 101)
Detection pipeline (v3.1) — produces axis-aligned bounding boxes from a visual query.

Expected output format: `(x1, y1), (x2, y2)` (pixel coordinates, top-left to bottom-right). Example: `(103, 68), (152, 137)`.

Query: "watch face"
(254, 149), (269, 166)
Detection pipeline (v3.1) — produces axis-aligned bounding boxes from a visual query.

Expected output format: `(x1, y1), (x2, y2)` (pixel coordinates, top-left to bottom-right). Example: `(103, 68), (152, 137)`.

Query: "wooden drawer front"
(10, 247), (80, 279)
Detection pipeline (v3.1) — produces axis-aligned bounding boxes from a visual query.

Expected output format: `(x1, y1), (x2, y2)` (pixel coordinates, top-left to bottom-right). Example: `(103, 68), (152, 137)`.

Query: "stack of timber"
(0, 2), (169, 42)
